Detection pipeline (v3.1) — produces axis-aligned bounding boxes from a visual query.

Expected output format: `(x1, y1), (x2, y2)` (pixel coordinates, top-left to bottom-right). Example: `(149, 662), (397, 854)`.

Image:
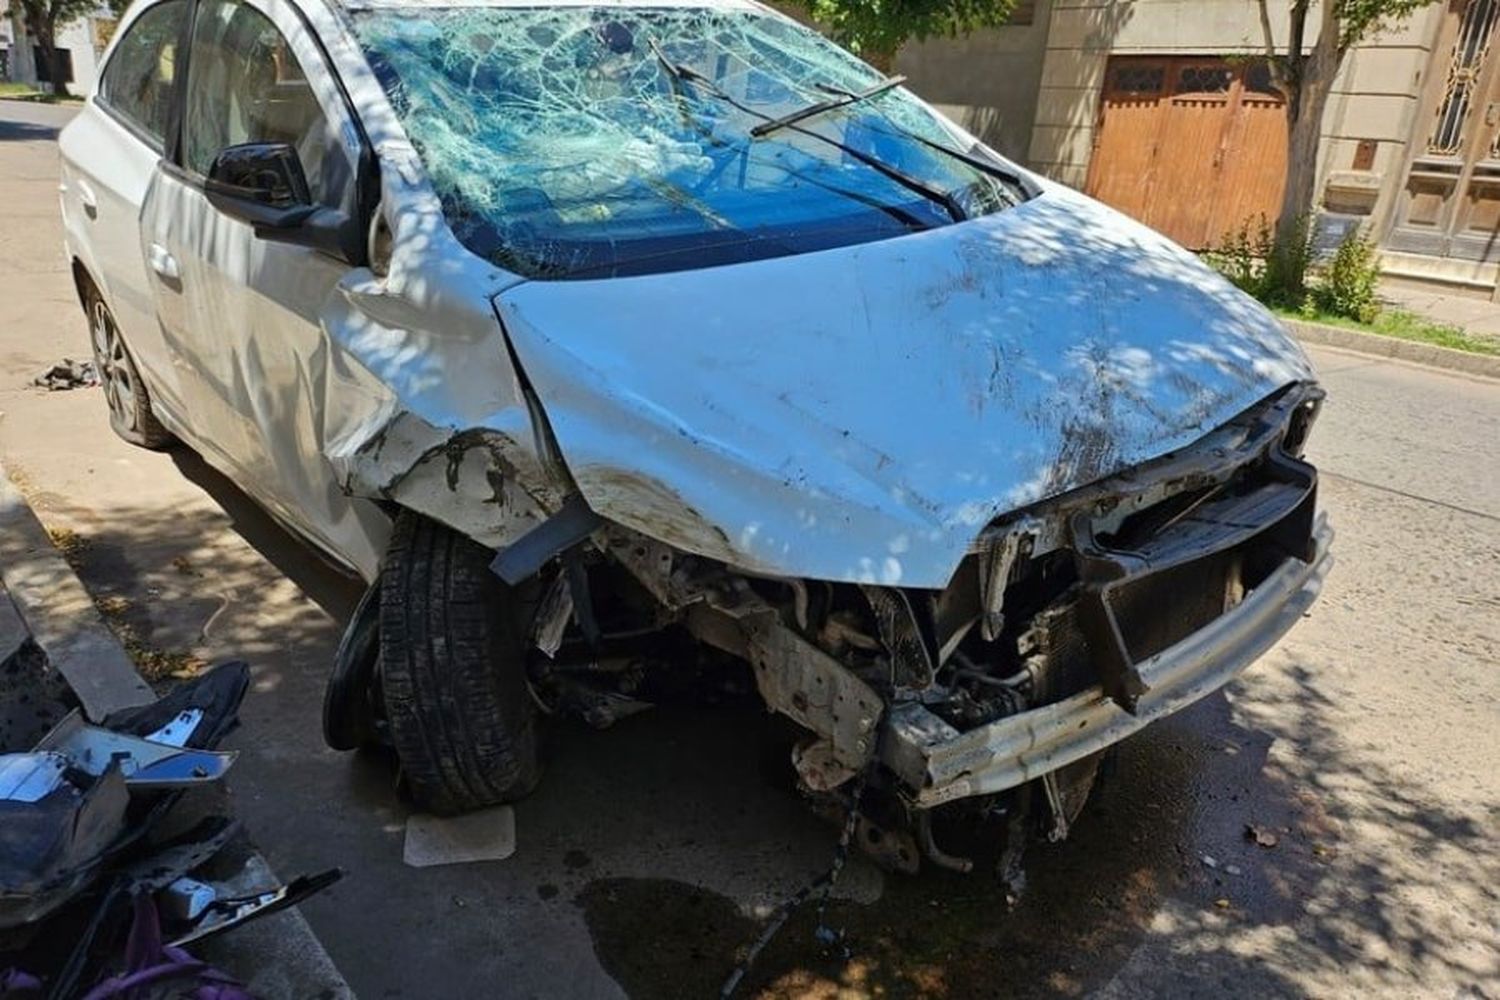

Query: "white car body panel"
(496, 183), (1312, 587)
(59, 0), (1315, 592)
(59, 107), (191, 419)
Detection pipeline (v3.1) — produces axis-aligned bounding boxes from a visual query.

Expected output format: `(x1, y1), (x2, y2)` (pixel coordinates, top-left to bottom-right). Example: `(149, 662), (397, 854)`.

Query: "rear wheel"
(379, 513), (541, 814)
(84, 288), (173, 449)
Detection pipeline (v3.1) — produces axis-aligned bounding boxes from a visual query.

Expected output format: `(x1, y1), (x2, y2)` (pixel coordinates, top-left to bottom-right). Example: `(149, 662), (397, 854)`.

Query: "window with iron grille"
(1429, 0), (1500, 156)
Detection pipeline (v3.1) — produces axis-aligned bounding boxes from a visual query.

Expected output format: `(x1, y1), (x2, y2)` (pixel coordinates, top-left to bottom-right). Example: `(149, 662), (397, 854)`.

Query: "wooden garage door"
(1085, 57), (1289, 249)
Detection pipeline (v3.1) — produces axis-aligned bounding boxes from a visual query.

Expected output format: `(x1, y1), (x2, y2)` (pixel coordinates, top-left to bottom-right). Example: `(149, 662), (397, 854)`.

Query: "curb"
(0, 467), (155, 719)
(1285, 318), (1500, 380)
(0, 461), (354, 1000)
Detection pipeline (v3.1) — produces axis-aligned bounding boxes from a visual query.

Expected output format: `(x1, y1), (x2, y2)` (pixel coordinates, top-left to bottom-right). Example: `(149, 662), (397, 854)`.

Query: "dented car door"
(147, 0), (386, 570)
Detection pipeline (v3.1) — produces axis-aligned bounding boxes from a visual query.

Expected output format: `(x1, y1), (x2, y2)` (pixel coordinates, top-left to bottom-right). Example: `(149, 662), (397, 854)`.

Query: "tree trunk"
(1273, 8), (1343, 245)
(1276, 76), (1332, 243)
(24, 6), (60, 95)
(44, 42), (69, 95)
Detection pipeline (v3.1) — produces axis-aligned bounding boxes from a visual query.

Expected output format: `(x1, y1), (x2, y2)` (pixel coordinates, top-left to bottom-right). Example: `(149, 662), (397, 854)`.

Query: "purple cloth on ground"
(0, 968), (42, 998)
(80, 894), (253, 1000)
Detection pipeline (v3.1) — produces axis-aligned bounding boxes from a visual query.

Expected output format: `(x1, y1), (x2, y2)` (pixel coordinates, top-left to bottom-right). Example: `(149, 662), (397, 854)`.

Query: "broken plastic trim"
(167, 868), (344, 948)
(884, 515), (1333, 807)
(490, 494), (604, 585)
(36, 712), (237, 789)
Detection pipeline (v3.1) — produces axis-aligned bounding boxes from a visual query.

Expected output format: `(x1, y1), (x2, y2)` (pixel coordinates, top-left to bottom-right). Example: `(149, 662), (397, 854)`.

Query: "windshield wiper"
(750, 76), (907, 138)
(812, 82), (1032, 199)
(649, 40), (964, 224)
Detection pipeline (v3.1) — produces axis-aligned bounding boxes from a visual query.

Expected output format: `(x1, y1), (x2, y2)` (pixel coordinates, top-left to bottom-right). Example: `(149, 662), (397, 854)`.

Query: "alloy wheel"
(89, 299), (138, 435)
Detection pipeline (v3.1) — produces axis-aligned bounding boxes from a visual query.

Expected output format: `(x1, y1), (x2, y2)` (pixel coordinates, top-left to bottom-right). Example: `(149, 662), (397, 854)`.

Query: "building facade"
(900, 0), (1500, 296)
(2, 7), (116, 97)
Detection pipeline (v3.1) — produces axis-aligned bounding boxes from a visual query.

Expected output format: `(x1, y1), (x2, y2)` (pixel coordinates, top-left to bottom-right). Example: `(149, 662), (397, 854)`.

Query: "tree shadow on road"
(0, 118), (62, 143)
(15, 454), (1497, 999)
(579, 666), (1499, 999)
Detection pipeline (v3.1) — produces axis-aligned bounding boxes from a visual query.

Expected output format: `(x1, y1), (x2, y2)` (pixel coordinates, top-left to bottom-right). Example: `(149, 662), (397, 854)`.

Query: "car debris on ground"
(29, 360), (98, 392)
(0, 651), (341, 998)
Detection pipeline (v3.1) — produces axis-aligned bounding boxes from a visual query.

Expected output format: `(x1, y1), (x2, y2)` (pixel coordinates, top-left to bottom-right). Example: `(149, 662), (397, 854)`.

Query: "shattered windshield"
(352, 3), (1024, 279)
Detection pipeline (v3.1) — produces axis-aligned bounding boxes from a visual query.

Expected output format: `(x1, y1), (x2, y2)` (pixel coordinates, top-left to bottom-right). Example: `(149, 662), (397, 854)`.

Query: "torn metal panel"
(143, 710), (205, 749)
(0, 753), (71, 803)
(741, 616), (882, 773)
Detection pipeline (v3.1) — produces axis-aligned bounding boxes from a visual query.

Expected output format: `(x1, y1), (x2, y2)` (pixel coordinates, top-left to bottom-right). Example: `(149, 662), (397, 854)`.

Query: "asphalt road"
(2, 99), (1497, 999)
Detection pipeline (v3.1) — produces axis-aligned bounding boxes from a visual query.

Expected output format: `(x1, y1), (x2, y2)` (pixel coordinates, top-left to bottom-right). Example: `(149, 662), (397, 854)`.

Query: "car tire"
(84, 287), (173, 450)
(379, 512), (541, 814)
(322, 581), (382, 752)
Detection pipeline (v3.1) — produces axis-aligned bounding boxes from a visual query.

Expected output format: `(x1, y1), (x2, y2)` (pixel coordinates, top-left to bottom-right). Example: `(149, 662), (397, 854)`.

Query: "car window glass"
(183, 0), (351, 208)
(98, 0), (189, 147)
(352, 6), (1024, 279)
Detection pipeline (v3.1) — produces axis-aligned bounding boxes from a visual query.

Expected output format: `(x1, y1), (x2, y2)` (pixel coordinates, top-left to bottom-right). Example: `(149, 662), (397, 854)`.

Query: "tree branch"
(1323, 0), (1349, 58)
(1287, 0), (1310, 73)
(1256, 0), (1278, 60)
(1258, 0), (1295, 97)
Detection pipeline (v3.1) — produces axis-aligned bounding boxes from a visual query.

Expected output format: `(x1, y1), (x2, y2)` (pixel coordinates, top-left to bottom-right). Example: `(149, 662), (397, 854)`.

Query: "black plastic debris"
(103, 664), (250, 752)
(0, 758), (128, 928)
(0, 660), (341, 998)
(30, 360), (98, 392)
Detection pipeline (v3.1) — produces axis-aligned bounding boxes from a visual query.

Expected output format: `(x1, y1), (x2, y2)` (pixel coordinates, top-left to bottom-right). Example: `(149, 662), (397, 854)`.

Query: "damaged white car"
(59, 0), (1331, 860)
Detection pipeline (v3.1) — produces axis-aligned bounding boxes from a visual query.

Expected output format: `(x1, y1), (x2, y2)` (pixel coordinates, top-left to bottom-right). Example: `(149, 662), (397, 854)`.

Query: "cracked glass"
(352, 3), (1021, 278)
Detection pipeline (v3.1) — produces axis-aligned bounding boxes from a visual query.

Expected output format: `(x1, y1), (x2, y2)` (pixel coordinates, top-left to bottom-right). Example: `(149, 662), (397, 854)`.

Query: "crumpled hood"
(495, 184), (1313, 587)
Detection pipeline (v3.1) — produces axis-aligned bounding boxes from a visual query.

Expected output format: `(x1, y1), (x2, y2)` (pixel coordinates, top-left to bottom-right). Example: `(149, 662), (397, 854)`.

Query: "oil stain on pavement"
(579, 692), (1341, 999)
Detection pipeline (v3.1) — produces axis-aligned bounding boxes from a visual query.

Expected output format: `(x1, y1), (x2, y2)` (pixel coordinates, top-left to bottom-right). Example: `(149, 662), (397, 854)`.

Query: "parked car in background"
(58, 0), (1330, 868)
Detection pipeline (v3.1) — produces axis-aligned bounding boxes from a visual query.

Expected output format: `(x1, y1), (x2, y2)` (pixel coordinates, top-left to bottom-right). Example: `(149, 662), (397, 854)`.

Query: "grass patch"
(1277, 305), (1500, 357)
(0, 81), (81, 103)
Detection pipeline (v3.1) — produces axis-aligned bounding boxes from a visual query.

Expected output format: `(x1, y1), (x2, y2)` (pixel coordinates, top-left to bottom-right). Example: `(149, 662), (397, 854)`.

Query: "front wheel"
(379, 513), (541, 814)
(84, 289), (173, 449)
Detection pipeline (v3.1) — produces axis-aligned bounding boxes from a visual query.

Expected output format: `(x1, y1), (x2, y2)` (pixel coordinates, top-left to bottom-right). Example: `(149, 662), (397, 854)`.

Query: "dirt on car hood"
(494, 184), (1313, 588)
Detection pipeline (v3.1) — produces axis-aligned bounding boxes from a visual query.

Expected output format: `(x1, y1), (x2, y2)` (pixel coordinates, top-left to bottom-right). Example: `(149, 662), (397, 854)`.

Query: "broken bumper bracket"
(882, 514), (1334, 808)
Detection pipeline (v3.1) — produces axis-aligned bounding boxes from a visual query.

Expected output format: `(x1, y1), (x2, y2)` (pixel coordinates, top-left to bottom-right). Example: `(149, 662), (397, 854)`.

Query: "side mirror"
(205, 142), (363, 265)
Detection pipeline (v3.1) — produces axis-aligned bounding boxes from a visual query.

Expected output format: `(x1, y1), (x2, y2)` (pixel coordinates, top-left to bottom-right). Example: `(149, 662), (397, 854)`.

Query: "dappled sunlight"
(498, 180), (1313, 587)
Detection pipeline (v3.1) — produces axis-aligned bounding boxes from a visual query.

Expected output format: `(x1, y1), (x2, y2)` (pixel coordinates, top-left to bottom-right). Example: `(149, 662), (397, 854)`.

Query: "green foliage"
(1206, 214), (1315, 311)
(1334, 0), (1437, 48)
(1312, 228), (1381, 323)
(1208, 218), (1385, 325)
(800, 0), (1019, 67)
(2, 0), (101, 39)
(1278, 304), (1500, 357)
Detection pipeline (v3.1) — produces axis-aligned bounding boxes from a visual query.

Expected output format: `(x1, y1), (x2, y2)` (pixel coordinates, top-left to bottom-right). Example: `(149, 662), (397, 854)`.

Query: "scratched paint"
(169, 0), (1314, 590)
(495, 180), (1312, 587)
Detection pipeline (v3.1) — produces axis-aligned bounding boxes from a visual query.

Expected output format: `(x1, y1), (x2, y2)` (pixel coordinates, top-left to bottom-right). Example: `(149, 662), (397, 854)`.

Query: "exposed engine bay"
(515, 382), (1330, 873)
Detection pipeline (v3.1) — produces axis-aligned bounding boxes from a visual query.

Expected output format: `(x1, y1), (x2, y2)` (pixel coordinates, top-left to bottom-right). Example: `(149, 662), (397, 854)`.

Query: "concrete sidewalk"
(1380, 279), (1500, 343)
(0, 463), (353, 999)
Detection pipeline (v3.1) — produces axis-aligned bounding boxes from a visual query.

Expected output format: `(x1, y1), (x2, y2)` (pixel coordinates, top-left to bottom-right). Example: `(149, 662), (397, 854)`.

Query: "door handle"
(148, 243), (181, 283)
(76, 179), (98, 219)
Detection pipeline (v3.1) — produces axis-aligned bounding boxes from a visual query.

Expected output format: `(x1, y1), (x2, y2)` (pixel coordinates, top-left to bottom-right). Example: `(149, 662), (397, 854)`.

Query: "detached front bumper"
(882, 514), (1333, 809)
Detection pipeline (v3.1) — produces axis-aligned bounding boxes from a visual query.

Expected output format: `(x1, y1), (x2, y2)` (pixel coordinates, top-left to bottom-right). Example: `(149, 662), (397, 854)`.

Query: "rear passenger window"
(98, 0), (188, 147)
(182, 0), (353, 210)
